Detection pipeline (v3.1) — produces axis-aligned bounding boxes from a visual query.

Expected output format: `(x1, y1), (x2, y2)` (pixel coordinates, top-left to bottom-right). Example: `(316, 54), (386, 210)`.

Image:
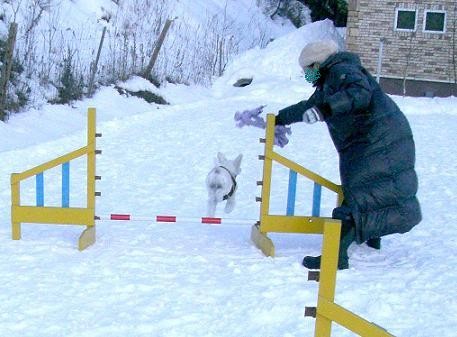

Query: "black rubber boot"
(366, 237), (381, 250)
(302, 254), (349, 270)
(302, 205), (355, 270)
(302, 226), (355, 270)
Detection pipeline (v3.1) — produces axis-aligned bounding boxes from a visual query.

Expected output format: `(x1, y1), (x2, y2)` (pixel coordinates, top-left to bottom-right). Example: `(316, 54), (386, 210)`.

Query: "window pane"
(425, 12), (445, 32)
(397, 10), (416, 30)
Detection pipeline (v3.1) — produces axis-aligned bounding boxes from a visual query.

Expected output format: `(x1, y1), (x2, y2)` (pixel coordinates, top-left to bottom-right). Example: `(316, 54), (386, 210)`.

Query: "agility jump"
(253, 113), (395, 337)
(10, 108), (397, 336)
(11, 107), (100, 251)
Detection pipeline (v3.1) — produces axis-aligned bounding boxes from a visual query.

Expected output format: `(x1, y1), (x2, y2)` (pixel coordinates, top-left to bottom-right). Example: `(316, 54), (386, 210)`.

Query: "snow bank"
(215, 19), (345, 88)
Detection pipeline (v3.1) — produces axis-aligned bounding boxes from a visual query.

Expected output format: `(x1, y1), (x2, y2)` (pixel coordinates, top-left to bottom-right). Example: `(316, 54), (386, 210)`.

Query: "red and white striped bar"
(97, 213), (257, 226)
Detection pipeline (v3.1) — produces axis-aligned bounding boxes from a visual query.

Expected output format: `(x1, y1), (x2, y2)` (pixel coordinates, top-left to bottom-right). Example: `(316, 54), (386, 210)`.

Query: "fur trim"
(298, 40), (339, 69)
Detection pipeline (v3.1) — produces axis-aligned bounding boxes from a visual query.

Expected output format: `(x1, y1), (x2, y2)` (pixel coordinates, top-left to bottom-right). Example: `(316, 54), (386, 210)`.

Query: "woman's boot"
(302, 205), (355, 270)
(302, 226), (355, 270)
(366, 237), (381, 249)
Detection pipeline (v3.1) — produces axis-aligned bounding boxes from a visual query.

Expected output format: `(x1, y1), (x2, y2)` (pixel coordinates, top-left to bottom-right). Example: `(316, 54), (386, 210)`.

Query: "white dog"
(206, 152), (243, 217)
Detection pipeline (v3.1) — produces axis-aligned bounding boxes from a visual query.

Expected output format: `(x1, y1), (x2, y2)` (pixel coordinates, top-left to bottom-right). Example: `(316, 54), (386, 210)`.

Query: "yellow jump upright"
(251, 113), (344, 257)
(305, 221), (395, 337)
(11, 107), (101, 250)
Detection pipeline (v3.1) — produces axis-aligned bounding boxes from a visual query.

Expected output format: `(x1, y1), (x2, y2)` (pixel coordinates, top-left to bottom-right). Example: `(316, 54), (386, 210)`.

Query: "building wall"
(346, 0), (456, 96)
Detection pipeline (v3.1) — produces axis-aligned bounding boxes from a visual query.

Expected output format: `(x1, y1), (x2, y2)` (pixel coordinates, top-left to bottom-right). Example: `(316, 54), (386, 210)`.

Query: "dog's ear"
(234, 154), (243, 172)
(217, 152), (227, 164)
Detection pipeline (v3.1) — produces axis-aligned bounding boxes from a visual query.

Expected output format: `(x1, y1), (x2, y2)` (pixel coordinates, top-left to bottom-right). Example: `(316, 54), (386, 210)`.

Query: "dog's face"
(206, 152), (242, 202)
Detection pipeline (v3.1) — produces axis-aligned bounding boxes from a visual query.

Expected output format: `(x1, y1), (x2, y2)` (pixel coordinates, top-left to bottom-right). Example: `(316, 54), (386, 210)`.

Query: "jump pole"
(96, 213), (257, 226)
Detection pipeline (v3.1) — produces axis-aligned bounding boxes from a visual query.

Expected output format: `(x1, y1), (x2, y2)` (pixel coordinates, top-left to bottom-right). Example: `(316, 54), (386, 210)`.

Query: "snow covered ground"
(1, 20), (456, 337)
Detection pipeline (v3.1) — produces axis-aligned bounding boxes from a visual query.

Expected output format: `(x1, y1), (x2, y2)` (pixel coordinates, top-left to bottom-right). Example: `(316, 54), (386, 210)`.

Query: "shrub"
(53, 50), (84, 104)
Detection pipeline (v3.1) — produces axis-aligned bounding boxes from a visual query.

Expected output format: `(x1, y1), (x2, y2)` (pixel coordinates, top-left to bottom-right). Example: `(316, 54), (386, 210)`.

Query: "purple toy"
(234, 105), (291, 147)
(234, 105), (266, 129)
(274, 125), (292, 147)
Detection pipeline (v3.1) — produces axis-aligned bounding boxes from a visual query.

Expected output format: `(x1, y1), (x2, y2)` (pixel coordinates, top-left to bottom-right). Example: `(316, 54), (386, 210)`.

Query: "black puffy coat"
(276, 52), (422, 243)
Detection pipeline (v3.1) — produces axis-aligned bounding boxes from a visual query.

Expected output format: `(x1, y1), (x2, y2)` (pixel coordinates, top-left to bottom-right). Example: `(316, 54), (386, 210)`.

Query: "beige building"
(346, 0), (456, 97)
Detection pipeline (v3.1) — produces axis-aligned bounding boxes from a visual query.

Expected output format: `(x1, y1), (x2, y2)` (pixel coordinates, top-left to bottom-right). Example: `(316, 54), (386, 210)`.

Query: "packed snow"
(1, 17), (456, 337)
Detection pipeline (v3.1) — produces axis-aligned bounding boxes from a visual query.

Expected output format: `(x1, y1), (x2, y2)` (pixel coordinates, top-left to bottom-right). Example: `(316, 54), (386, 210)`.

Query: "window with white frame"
(423, 10), (446, 33)
(395, 8), (417, 31)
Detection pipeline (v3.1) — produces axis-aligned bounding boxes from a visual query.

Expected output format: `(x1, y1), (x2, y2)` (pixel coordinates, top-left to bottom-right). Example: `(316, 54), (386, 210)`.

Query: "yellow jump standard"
(11, 107), (101, 250)
(252, 113), (395, 337)
(251, 113), (344, 257)
(305, 221), (395, 337)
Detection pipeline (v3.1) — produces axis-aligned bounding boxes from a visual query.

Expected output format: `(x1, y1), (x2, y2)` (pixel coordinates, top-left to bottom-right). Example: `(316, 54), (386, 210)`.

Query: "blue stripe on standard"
(62, 162), (70, 207)
(286, 170), (297, 216)
(312, 183), (322, 217)
(36, 173), (44, 206)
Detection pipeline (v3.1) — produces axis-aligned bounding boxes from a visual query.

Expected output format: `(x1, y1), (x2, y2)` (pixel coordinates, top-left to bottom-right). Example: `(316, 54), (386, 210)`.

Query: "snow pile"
(211, 20), (344, 108)
(216, 19), (344, 87)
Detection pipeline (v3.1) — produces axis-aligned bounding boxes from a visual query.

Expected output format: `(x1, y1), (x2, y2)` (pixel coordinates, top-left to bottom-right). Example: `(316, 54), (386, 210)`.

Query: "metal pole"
(376, 38), (386, 83)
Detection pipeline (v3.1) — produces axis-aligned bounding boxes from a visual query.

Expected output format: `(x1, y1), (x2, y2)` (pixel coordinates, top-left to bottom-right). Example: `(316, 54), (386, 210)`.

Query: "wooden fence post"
(88, 26), (107, 97)
(0, 22), (18, 121)
(143, 18), (176, 79)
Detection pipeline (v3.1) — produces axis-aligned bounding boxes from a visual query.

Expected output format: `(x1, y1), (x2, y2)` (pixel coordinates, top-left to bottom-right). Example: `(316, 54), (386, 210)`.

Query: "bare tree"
(38, 4), (59, 83)
(20, 0), (49, 77)
(269, 0), (283, 19)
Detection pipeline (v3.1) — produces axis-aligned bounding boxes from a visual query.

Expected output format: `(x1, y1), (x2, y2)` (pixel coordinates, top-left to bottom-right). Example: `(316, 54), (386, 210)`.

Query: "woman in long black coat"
(275, 40), (422, 270)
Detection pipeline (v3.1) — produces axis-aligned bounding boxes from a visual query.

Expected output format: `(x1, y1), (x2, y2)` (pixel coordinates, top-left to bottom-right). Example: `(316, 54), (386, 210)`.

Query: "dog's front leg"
(224, 195), (236, 214)
(207, 199), (217, 217)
